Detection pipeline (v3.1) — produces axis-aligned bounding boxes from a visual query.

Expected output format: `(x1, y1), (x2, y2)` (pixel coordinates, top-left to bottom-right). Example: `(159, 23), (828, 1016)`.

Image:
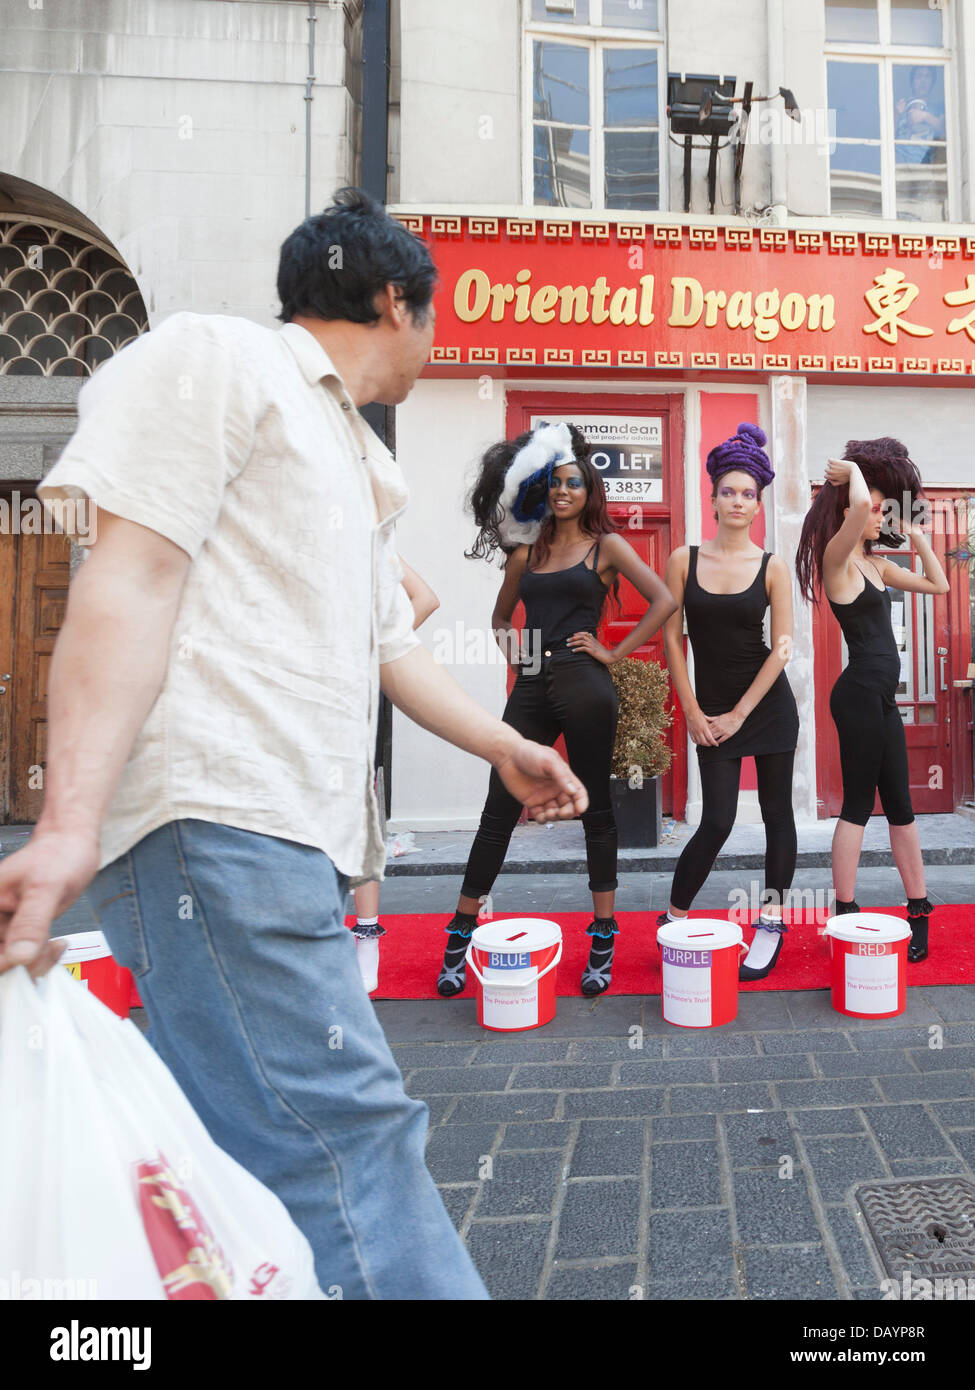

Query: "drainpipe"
(359, 0), (394, 816)
(767, 0), (787, 223)
(304, 1), (317, 219)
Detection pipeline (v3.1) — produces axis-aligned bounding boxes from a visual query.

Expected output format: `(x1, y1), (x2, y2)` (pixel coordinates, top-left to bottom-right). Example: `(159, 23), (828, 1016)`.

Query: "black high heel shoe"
(739, 920), (788, 982)
(581, 918), (619, 995)
(906, 897), (933, 964)
(437, 912), (478, 997)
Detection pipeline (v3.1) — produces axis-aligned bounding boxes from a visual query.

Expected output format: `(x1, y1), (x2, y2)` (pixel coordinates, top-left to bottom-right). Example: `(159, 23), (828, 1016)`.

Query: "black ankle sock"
(834, 898), (860, 915)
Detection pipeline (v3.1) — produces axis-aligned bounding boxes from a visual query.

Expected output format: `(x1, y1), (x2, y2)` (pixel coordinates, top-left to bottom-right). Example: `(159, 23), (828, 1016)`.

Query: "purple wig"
(705, 422), (775, 492)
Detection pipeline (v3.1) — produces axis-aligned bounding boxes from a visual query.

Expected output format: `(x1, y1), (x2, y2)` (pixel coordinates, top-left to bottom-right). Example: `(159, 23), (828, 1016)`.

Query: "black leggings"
(669, 750), (797, 912)
(461, 650), (618, 897)
(829, 670), (914, 827)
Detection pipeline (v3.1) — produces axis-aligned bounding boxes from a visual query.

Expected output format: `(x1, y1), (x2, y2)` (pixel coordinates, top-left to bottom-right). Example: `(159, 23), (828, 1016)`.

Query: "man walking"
(0, 188), (587, 1299)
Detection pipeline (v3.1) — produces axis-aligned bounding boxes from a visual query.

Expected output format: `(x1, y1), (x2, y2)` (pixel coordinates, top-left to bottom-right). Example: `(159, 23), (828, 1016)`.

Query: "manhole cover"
(856, 1178), (975, 1281)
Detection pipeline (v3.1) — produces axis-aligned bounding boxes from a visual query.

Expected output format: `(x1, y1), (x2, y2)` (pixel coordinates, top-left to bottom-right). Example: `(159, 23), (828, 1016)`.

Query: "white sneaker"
(355, 934), (380, 994)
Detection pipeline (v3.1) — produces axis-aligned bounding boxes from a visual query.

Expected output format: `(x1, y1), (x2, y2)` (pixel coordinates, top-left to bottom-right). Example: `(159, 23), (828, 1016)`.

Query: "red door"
(506, 392), (686, 817)
(813, 488), (968, 817)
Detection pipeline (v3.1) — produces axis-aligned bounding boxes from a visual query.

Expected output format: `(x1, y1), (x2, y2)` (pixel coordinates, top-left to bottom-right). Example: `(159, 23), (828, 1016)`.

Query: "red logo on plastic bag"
(135, 1155), (234, 1300)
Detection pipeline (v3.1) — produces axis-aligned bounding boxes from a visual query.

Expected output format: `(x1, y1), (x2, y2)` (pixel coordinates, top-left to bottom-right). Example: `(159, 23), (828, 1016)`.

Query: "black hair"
(276, 186), (437, 325)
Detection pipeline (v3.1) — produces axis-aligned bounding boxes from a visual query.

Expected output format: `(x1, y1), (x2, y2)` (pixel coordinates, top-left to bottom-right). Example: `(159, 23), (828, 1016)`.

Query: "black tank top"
(518, 541), (608, 649)
(828, 571), (900, 672)
(684, 545), (799, 762)
(685, 546), (773, 712)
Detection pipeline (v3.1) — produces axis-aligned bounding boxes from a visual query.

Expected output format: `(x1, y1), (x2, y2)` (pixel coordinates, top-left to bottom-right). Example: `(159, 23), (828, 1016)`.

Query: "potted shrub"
(609, 657), (674, 848)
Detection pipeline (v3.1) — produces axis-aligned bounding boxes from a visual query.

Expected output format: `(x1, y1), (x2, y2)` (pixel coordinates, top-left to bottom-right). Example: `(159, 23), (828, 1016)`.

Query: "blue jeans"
(88, 819), (488, 1301)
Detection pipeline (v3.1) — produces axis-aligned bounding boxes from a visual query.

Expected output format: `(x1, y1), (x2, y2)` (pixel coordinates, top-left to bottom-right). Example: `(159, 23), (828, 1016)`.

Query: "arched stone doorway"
(0, 176), (149, 823)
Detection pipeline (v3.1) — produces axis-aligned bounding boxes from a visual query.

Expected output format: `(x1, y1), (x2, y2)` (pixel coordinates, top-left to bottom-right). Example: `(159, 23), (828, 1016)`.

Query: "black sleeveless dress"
(684, 545), (799, 764)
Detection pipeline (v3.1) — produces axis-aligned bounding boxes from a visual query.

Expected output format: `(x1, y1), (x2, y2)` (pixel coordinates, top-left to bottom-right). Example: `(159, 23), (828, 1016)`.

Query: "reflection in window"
(531, 0), (591, 24)
(825, 0), (879, 43)
(534, 125), (591, 207)
(602, 0), (659, 28)
(533, 41), (589, 125)
(890, 0), (943, 47)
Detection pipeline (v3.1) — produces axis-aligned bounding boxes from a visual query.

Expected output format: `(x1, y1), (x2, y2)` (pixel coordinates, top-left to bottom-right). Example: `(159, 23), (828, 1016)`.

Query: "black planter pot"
(609, 775), (663, 849)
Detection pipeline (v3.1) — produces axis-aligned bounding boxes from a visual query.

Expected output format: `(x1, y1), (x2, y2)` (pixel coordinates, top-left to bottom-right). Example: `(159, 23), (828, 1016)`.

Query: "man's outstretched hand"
(0, 828), (101, 977)
(494, 739), (589, 822)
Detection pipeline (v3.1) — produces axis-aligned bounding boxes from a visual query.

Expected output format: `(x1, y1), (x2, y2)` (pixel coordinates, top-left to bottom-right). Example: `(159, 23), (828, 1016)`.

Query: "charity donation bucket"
(824, 913), (911, 1020)
(60, 931), (133, 1018)
(656, 918), (744, 1028)
(466, 918), (563, 1032)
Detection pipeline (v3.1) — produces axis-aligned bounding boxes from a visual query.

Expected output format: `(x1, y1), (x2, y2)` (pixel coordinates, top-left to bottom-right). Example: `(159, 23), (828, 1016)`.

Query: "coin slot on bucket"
(505, 932), (528, 942)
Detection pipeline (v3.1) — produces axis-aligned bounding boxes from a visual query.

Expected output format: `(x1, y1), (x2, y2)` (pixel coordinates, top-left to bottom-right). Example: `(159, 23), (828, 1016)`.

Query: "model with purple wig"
(795, 437), (949, 962)
(661, 423), (800, 982)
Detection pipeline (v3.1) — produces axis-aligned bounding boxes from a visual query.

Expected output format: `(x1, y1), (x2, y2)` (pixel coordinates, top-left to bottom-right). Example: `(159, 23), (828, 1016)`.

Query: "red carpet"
(348, 907), (975, 999)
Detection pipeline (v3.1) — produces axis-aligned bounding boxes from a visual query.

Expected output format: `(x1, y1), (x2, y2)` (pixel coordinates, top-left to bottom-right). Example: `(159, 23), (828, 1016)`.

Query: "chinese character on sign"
(944, 274), (975, 342)
(863, 268), (934, 346)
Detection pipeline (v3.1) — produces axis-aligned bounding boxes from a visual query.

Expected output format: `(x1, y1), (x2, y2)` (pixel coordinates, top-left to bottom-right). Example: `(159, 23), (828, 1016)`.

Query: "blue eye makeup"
(553, 477), (585, 490)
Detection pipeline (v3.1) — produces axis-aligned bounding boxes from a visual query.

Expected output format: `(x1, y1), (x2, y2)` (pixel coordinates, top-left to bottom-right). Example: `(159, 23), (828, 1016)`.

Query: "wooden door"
(0, 502), (70, 823)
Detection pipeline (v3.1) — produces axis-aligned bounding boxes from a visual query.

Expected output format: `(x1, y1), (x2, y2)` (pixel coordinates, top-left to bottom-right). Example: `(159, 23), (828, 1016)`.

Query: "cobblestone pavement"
(379, 987), (975, 1301)
(29, 822), (975, 1304)
(374, 860), (975, 1302)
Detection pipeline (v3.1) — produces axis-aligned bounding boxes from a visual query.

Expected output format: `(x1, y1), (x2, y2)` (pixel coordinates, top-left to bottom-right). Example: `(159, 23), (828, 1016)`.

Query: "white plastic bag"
(0, 965), (324, 1300)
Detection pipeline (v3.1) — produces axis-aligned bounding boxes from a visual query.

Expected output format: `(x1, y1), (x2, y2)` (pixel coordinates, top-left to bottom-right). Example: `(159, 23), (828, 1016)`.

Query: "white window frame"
(825, 0), (959, 222)
(523, 0), (669, 212)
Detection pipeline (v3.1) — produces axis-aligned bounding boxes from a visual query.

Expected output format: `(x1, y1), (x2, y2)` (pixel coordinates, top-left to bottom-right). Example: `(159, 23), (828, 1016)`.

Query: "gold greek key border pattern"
(760, 228), (789, 250)
(505, 218), (537, 238)
(430, 215), (461, 236)
(542, 220), (573, 239)
(688, 226), (718, 247)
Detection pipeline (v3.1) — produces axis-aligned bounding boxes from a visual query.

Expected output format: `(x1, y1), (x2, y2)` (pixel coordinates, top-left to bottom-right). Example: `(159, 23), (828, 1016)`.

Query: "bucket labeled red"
(824, 913), (911, 1019)
(60, 931), (132, 1018)
(466, 919), (562, 1032)
(656, 918), (744, 1029)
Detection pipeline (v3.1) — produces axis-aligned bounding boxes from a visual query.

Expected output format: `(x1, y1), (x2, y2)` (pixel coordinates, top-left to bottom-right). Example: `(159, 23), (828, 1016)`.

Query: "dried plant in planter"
(609, 657), (674, 782)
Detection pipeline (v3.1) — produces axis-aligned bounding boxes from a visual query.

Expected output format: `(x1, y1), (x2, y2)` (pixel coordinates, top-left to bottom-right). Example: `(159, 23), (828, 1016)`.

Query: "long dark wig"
(466, 422), (621, 609)
(795, 437), (925, 604)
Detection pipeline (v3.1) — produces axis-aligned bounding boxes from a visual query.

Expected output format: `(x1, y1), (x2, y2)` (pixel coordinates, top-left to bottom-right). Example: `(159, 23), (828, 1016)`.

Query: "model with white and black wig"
(467, 421), (600, 560)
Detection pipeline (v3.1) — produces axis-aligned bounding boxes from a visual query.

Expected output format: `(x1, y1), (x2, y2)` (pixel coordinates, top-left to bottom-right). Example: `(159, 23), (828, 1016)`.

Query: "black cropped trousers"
(461, 649), (619, 898)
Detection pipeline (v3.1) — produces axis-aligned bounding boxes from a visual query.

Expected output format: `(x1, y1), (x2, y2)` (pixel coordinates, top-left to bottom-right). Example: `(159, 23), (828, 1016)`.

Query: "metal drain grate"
(856, 1178), (975, 1281)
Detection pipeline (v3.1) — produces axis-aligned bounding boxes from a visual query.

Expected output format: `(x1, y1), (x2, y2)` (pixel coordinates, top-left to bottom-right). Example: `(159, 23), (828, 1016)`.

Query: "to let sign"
(529, 413), (663, 502)
(393, 213), (975, 379)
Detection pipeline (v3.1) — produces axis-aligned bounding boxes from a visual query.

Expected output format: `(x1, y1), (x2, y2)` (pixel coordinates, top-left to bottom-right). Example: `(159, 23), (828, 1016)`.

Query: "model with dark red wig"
(796, 438), (949, 962)
(437, 421), (677, 998)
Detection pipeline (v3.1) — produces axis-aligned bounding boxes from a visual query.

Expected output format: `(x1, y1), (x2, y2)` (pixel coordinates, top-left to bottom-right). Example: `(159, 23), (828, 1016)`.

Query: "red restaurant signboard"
(393, 213), (975, 380)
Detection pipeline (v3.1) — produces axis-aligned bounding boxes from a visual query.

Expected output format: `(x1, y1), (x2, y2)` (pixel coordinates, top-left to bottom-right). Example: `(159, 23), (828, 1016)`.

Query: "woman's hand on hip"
(566, 631), (615, 665)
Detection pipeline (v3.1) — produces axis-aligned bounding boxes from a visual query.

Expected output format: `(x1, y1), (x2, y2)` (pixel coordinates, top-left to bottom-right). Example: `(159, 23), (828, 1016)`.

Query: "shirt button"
(341, 401), (351, 411)
(544, 649), (551, 657)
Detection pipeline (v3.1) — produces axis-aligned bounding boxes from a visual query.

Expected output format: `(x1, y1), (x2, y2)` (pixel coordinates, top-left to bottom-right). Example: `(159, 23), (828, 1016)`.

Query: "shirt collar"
(279, 321), (345, 389)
